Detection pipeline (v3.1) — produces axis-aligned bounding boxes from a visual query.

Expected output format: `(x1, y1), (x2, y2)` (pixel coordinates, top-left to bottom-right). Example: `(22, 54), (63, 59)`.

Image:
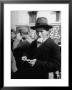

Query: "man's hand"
(13, 33), (22, 50)
(16, 33), (22, 40)
(22, 56), (37, 67)
(27, 59), (37, 67)
(22, 56), (27, 61)
(25, 35), (33, 43)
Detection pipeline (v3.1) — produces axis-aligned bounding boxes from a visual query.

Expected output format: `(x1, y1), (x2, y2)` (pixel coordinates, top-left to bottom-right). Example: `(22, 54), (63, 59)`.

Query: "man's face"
(20, 27), (29, 40)
(36, 28), (49, 39)
(21, 32), (29, 39)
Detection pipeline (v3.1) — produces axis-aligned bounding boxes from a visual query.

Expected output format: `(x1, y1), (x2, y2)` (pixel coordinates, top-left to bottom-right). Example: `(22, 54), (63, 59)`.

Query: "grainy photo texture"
(11, 11), (61, 79)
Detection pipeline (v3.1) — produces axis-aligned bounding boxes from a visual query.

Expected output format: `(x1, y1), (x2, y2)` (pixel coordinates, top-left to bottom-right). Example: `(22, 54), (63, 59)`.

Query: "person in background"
(13, 26), (33, 50)
(11, 51), (17, 73)
(12, 26), (33, 78)
(11, 29), (17, 75)
(11, 29), (16, 50)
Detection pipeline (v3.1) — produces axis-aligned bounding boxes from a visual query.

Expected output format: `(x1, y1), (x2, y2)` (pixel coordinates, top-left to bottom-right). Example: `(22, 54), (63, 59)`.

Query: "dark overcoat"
(13, 38), (61, 79)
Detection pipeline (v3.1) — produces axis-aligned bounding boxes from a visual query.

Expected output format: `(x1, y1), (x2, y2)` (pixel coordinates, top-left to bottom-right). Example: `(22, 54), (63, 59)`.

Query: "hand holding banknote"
(22, 56), (37, 67)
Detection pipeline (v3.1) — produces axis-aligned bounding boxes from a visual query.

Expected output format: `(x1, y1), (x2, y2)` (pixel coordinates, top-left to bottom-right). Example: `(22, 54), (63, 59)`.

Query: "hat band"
(36, 23), (48, 26)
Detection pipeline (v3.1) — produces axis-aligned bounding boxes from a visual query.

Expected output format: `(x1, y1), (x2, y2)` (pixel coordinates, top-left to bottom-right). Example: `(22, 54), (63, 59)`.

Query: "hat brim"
(31, 25), (52, 30)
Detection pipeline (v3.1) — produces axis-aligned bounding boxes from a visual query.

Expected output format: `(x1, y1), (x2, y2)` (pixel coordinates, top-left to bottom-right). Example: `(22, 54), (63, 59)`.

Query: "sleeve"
(34, 59), (60, 72)
(33, 44), (61, 72)
(13, 39), (24, 50)
(50, 43), (61, 71)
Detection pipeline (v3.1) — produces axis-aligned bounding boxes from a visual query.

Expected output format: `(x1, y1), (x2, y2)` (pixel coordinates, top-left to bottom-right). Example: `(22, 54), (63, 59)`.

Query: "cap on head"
(16, 26), (30, 34)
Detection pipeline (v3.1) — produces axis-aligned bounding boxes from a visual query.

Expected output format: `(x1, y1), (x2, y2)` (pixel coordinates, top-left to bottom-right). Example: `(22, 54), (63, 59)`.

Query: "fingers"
(16, 33), (22, 40)
(21, 56), (37, 67)
(28, 59), (37, 67)
(21, 56), (31, 62)
(22, 56), (27, 61)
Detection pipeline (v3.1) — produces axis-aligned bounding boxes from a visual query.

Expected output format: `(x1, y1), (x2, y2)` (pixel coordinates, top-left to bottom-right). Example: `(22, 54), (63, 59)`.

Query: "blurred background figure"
(13, 25), (33, 50)
(11, 26), (34, 78)
(11, 29), (16, 51)
(11, 51), (17, 73)
(11, 29), (17, 75)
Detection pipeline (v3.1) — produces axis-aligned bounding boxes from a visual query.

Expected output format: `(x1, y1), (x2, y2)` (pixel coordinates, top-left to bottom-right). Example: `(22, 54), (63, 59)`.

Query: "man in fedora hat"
(12, 17), (61, 79)
(23, 17), (61, 79)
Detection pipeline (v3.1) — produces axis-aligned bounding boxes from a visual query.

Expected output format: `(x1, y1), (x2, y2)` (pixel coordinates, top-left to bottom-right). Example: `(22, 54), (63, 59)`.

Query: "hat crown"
(31, 17), (52, 30)
(36, 17), (48, 26)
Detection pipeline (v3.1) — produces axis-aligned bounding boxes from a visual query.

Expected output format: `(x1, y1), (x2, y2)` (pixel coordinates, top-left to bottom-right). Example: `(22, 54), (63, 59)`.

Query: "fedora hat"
(31, 17), (52, 31)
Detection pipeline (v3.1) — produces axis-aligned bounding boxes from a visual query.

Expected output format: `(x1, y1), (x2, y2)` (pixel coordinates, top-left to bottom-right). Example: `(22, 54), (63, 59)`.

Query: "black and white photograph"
(11, 10), (61, 79)
(4, 4), (69, 86)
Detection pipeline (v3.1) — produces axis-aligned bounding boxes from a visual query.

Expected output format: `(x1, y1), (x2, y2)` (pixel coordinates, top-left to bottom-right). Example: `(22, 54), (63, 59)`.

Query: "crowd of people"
(11, 17), (61, 79)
